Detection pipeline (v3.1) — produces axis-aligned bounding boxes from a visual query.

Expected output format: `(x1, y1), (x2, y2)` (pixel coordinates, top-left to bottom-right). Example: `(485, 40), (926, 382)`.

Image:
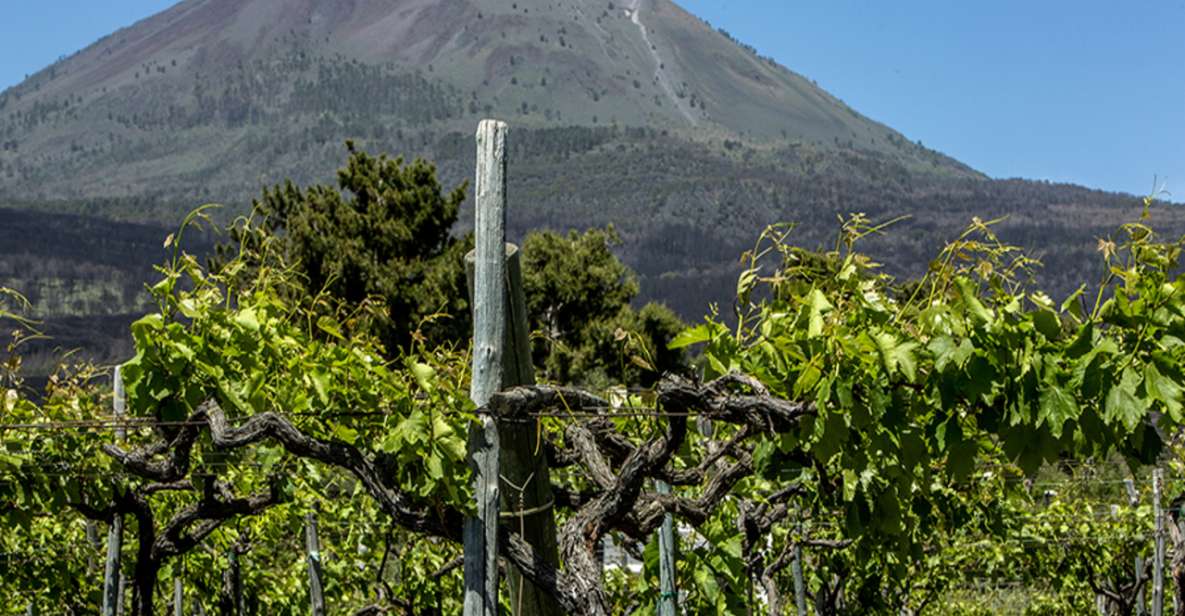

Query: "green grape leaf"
(1032, 309), (1061, 339)
(331, 423), (359, 445)
(310, 369), (330, 406)
(807, 288), (833, 337)
(1104, 368), (1147, 432)
(843, 468), (859, 501)
(955, 277), (993, 324)
(873, 331), (918, 382)
(1144, 362), (1183, 422)
(411, 362), (436, 392)
(234, 307), (261, 331)
(1038, 381), (1078, 438)
(668, 324), (716, 350)
(316, 315), (345, 340)
(425, 452), (444, 480)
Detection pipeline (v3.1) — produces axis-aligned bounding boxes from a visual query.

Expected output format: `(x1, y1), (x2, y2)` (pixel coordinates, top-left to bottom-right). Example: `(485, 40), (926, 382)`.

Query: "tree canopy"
(224, 145), (686, 385)
(226, 141), (471, 351)
(521, 226), (685, 386)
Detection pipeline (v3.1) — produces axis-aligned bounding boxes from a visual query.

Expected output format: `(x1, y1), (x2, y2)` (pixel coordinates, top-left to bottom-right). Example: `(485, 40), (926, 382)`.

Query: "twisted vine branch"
(79, 372), (818, 615)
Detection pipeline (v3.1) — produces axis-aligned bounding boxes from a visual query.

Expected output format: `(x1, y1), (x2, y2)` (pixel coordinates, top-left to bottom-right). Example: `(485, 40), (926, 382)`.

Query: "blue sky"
(683, 0), (1185, 199)
(1, 1), (1182, 198)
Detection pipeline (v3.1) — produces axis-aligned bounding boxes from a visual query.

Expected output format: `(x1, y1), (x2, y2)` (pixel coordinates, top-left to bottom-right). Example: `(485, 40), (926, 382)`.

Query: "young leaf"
(955, 277), (993, 324)
(331, 423), (359, 445)
(843, 468), (859, 501)
(234, 307), (261, 332)
(410, 362), (436, 392)
(807, 288), (834, 338)
(668, 324), (715, 350)
(316, 315), (345, 340)
(310, 369), (330, 406)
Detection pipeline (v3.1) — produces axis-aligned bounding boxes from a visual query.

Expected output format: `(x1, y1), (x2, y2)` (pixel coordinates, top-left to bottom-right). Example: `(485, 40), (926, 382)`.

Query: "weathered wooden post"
(464, 119), (509, 616)
(791, 541), (807, 615)
(116, 573), (126, 616)
(227, 548), (244, 616)
(1125, 478), (1148, 616)
(306, 512), (326, 616)
(463, 119), (562, 616)
(87, 521), (99, 573)
(468, 241), (563, 616)
(102, 366), (125, 616)
(102, 516), (123, 616)
(656, 480), (677, 616)
(173, 574), (183, 616)
(1155, 469), (1165, 616)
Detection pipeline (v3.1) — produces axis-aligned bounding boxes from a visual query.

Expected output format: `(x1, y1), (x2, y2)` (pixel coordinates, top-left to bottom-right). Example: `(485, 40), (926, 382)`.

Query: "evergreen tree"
(222, 145), (685, 383)
(224, 141), (470, 353)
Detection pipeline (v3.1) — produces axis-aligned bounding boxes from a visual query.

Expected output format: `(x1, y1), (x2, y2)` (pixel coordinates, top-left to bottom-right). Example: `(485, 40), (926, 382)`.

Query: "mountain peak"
(4, 0), (915, 137)
(0, 0), (974, 202)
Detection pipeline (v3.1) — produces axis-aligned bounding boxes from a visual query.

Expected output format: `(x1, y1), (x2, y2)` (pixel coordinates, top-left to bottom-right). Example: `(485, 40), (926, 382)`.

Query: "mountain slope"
(2, 0), (1173, 339)
(0, 0), (975, 202)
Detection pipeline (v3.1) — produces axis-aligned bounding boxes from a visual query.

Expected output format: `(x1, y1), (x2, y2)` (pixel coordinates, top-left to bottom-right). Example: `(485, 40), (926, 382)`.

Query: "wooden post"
(87, 521), (99, 573)
(465, 243), (534, 386)
(102, 517), (122, 616)
(103, 366), (125, 616)
(474, 247), (561, 615)
(113, 365), (126, 439)
(173, 574), (183, 616)
(464, 119), (508, 616)
(791, 542), (807, 615)
(116, 573), (126, 616)
(306, 512), (326, 616)
(462, 119), (561, 616)
(465, 242), (561, 616)
(1155, 469), (1165, 616)
(1125, 478), (1148, 616)
(1138, 554), (1148, 616)
(228, 549), (244, 616)
(656, 480), (677, 616)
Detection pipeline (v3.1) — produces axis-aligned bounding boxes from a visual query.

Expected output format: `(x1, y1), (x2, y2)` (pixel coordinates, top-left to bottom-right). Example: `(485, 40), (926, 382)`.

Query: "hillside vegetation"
(0, 0), (1178, 366)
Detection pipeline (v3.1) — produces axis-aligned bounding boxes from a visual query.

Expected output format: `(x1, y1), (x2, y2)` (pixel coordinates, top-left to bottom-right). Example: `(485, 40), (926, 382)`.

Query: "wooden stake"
(102, 366), (125, 616)
(113, 365), (126, 440)
(465, 243), (561, 616)
(174, 574), (183, 616)
(1126, 478), (1147, 616)
(464, 119), (508, 616)
(1138, 555), (1148, 616)
(791, 542), (807, 615)
(1154, 469), (1165, 616)
(116, 573), (126, 616)
(656, 480), (677, 616)
(87, 521), (99, 573)
(306, 512), (326, 616)
(228, 549), (244, 616)
(102, 515), (124, 616)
